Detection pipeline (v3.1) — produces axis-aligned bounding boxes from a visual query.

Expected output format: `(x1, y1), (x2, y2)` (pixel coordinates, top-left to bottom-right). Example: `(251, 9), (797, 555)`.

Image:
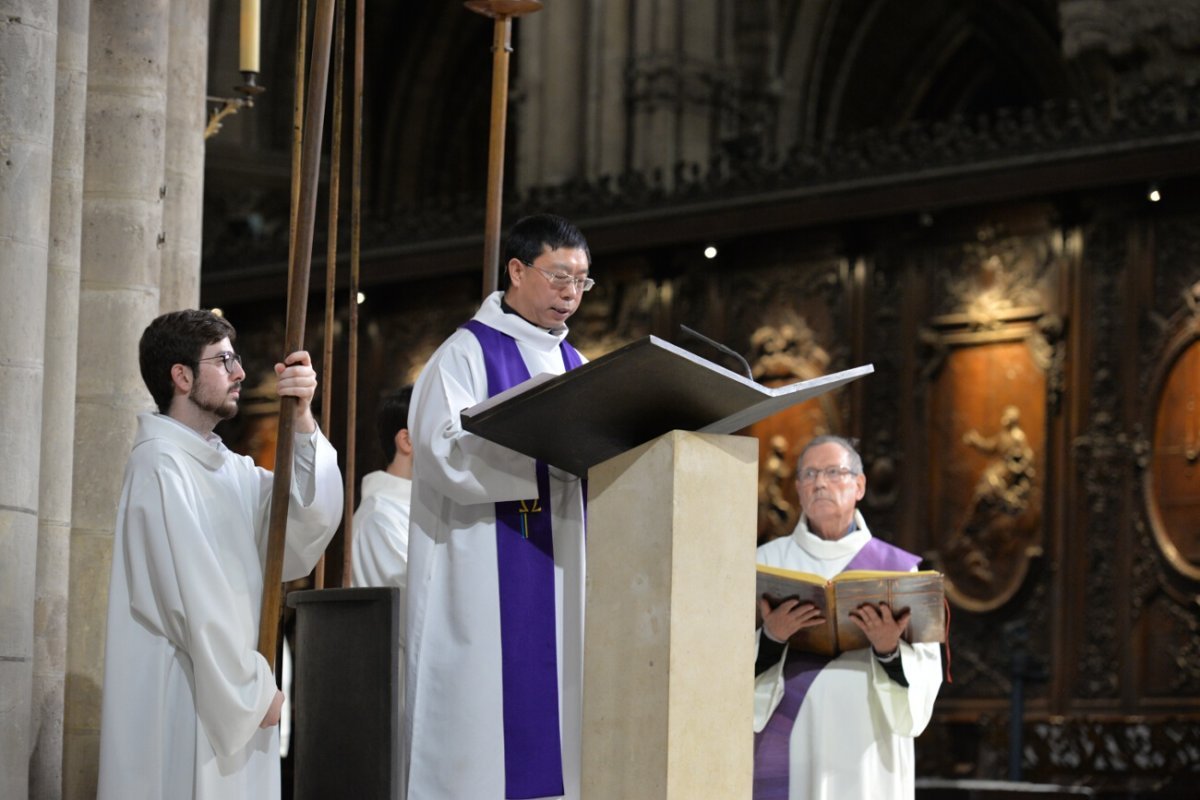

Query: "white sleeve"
(411, 331), (538, 506)
(866, 640), (942, 737)
(280, 429), (344, 581)
(351, 505), (410, 591)
(752, 628), (789, 733)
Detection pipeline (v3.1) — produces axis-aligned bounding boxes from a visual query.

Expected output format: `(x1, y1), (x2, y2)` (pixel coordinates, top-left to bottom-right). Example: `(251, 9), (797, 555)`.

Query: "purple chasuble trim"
(462, 319), (583, 799)
(752, 534), (921, 800)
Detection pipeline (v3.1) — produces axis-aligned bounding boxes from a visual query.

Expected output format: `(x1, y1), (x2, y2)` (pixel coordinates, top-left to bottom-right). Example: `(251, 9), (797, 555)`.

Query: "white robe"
(754, 511), (942, 800)
(350, 469), (412, 798)
(405, 291), (587, 800)
(350, 470), (412, 604)
(97, 412), (343, 800)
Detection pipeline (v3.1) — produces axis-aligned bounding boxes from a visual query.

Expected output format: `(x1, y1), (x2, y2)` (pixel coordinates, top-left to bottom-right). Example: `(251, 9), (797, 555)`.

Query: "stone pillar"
(516, 0), (731, 191)
(63, 0), (169, 795)
(516, 0), (631, 187)
(0, 1), (57, 797)
(159, 0), (208, 313)
(626, 0), (728, 183)
(29, 0), (89, 796)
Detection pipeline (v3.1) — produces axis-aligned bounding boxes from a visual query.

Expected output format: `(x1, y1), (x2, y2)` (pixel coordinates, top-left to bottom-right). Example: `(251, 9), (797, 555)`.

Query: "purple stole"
(752, 535), (921, 800)
(463, 319), (584, 799)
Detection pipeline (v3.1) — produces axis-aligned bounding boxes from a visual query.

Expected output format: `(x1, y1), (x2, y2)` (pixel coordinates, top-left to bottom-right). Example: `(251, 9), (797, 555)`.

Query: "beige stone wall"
(0, 0), (57, 797)
(62, 0), (170, 796)
(29, 0), (89, 794)
(159, 0), (206, 314)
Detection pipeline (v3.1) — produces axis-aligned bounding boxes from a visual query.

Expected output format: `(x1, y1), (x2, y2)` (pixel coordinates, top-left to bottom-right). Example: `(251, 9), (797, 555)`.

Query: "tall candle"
(239, 0), (261, 73)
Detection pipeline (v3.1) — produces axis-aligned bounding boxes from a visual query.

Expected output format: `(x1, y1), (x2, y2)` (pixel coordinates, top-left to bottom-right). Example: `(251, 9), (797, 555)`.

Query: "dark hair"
(139, 310), (236, 413)
(796, 434), (864, 475)
(502, 213), (591, 288)
(377, 385), (414, 465)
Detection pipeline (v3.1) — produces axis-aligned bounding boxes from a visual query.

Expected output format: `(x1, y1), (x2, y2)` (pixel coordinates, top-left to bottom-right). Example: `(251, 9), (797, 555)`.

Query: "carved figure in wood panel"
(746, 317), (840, 543)
(929, 340), (1045, 612)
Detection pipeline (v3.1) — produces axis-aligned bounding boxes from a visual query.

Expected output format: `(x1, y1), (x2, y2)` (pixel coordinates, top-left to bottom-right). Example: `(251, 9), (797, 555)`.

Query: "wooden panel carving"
(726, 258), (851, 544)
(1145, 332), (1200, 582)
(928, 333), (1046, 612)
(745, 314), (840, 543)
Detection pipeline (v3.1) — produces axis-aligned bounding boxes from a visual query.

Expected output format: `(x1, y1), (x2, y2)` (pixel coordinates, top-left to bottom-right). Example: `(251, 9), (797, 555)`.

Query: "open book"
(756, 565), (946, 657)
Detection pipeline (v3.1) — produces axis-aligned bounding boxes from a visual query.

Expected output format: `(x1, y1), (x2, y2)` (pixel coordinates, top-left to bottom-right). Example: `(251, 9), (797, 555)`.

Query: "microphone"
(679, 324), (754, 380)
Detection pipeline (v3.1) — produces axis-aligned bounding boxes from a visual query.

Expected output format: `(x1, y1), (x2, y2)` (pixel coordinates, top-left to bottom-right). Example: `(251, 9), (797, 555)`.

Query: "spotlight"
(210, 308), (224, 317)
(703, 245), (718, 259)
(356, 292), (366, 305)
(1148, 183), (1162, 203)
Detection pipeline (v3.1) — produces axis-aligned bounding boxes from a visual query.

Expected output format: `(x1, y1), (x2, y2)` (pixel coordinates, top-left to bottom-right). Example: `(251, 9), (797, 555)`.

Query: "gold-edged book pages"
(756, 565), (946, 657)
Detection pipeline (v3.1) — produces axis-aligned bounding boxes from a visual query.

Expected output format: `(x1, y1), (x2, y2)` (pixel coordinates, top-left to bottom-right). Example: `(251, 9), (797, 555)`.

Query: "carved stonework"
(1060, 0), (1200, 83)
(625, 54), (736, 116)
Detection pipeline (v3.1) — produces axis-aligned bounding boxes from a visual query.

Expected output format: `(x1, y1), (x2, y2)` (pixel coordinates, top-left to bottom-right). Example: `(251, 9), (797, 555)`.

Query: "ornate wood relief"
(745, 313), (840, 543)
(726, 259), (852, 544)
(1073, 220), (1126, 700)
(928, 335), (1046, 612)
(923, 231), (1058, 613)
(1145, 332), (1200, 582)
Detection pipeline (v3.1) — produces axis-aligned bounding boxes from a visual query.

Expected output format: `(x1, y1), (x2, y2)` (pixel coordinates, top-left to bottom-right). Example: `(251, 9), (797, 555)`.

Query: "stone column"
(515, 0), (631, 187)
(63, 0), (169, 795)
(516, 0), (730, 191)
(0, 0), (57, 797)
(29, 0), (89, 796)
(625, 0), (728, 183)
(159, 0), (208, 314)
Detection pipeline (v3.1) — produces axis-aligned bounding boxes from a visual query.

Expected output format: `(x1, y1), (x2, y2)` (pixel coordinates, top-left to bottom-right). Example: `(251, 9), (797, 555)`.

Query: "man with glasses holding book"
(404, 214), (592, 800)
(753, 435), (943, 800)
(97, 309), (343, 799)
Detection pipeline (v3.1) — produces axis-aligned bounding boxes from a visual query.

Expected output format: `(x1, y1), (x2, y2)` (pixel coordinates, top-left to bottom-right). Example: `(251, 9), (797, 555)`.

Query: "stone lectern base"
(582, 430), (758, 800)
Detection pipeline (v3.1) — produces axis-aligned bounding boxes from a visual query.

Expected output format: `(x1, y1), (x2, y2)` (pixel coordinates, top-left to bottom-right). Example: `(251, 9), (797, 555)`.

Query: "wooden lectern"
(462, 336), (872, 799)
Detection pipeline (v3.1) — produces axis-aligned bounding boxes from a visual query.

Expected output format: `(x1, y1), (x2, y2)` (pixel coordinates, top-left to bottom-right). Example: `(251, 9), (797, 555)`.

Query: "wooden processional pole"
(340, 0), (366, 588)
(314, 0), (348, 590)
(465, 0), (543, 299)
(258, 0), (339, 670)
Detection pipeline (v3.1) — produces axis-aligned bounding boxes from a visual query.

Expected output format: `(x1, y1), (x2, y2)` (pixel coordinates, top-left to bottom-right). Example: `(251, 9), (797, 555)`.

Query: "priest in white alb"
(754, 435), (942, 800)
(405, 214), (593, 800)
(97, 309), (343, 800)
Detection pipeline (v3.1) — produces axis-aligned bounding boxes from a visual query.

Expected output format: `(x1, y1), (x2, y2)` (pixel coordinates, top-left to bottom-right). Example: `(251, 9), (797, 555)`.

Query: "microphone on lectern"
(678, 324), (754, 381)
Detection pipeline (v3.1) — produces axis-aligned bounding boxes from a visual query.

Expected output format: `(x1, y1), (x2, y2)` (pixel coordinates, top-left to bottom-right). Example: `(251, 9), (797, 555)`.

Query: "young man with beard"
(97, 309), (343, 800)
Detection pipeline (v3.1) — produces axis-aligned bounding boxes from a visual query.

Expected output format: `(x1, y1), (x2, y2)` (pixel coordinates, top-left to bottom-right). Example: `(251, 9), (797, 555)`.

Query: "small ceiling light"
(1148, 183), (1162, 203)
(356, 291), (366, 305)
(703, 245), (718, 259)
(210, 308), (224, 317)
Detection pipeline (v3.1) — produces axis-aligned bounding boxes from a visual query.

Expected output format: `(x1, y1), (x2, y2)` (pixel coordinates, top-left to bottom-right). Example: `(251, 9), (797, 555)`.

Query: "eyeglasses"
(523, 261), (595, 292)
(196, 351), (243, 375)
(798, 467), (859, 484)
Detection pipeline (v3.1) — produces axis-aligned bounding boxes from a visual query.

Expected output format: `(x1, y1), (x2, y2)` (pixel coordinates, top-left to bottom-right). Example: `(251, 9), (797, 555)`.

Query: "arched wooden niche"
(1146, 327), (1200, 583)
